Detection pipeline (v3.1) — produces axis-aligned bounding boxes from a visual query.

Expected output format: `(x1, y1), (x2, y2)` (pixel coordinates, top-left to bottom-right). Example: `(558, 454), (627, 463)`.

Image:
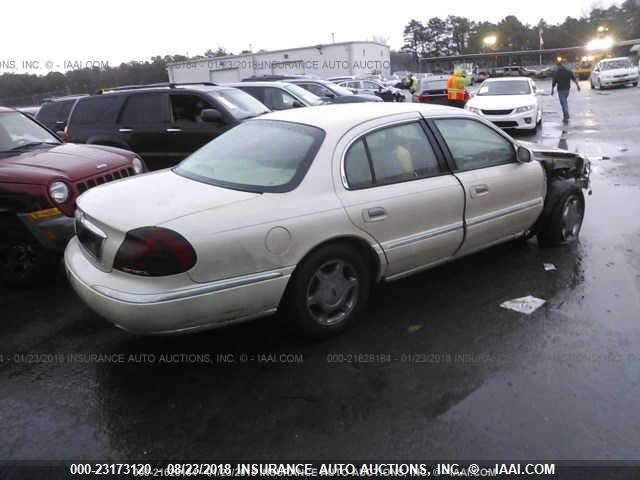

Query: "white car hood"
(76, 169), (260, 233)
(468, 94), (535, 110)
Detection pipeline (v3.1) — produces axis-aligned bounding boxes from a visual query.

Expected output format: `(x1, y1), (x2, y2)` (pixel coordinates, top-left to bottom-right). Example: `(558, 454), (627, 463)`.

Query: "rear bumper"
(64, 237), (292, 334)
(18, 212), (75, 252)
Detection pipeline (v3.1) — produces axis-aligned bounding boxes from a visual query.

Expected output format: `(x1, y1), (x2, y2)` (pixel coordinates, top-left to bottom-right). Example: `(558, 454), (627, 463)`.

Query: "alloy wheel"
(306, 259), (360, 326)
(560, 194), (583, 242)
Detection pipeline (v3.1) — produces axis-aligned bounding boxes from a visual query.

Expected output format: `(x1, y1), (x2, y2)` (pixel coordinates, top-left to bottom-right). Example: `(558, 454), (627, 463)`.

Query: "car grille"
(493, 121), (519, 128)
(76, 167), (135, 194)
(482, 109), (513, 115)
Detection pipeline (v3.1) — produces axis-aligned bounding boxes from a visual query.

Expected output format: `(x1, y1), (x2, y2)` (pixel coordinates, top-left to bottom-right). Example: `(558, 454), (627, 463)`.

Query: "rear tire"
(633, 82), (638, 87)
(280, 243), (372, 338)
(0, 240), (57, 288)
(537, 185), (585, 248)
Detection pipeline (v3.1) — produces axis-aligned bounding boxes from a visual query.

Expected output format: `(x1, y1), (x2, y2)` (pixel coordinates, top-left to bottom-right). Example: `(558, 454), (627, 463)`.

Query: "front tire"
(537, 185), (585, 248)
(280, 243), (372, 338)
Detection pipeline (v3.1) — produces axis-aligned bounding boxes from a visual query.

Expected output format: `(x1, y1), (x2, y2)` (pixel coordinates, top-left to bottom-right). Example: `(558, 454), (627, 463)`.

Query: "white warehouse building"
(167, 41), (391, 83)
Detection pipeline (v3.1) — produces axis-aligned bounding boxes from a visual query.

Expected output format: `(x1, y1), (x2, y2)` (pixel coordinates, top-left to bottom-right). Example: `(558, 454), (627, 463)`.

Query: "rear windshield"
(70, 96), (122, 124)
(175, 120), (325, 193)
(477, 80), (531, 96)
(601, 59), (633, 70)
(421, 79), (447, 91)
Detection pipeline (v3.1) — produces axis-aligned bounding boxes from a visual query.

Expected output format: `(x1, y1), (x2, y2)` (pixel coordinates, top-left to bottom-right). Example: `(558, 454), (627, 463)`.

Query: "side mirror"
(324, 92), (336, 99)
(517, 145), (532, 163)
(291, 101), (304, 108)
(201, 109), (223, 123)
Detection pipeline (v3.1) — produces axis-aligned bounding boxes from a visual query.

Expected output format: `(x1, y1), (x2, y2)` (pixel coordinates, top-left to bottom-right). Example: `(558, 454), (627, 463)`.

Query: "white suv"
(590, 57), (639, 89)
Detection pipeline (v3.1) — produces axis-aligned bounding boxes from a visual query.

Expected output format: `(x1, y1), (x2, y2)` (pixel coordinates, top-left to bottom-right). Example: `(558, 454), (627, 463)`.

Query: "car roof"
(227, 81), (293, 88)
(484, 76), (531, 82)
(0, 106), (16, 113)
(256, 102), (472, 131)
(43, 94), (89, 103)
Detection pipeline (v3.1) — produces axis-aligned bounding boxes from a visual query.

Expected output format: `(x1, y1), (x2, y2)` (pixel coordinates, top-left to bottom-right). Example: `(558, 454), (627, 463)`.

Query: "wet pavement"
(1, 80), (640, 461)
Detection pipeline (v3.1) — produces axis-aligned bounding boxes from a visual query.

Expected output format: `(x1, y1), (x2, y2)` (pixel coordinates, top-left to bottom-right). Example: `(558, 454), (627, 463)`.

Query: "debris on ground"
(500, 295), (546, 315)
(543, 263), (557, 271)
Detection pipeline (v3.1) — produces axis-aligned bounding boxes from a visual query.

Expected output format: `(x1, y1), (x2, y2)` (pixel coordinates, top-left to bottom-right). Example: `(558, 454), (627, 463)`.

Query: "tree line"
(401, 0), (640, 67)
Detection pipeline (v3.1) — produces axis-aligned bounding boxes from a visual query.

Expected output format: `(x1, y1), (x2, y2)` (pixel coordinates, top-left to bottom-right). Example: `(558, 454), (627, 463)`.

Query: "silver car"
(65, 103), (590, 337)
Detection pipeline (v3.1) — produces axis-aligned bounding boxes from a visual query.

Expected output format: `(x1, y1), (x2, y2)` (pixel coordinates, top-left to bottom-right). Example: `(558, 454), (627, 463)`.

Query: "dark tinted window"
(36, 102), (63, 123)
(170, 94), (213, 123)
(344, 122), (441, 188)
(119, 93), (166, 124)
(344, 140), (373, 188)
(71, 97), (122, 125)
(434, 118), (515, 170)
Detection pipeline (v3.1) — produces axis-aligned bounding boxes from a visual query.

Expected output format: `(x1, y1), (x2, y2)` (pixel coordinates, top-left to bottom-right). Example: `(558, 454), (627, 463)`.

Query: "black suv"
(35, 94), (88, 134)
(65, 83), (270, 170)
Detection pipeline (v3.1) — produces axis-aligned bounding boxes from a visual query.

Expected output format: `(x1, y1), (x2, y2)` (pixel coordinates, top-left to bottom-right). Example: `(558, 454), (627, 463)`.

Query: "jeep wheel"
(0, 241), (56, 288)
(537, 186), (585, 248)
(281, 243), (371, 338)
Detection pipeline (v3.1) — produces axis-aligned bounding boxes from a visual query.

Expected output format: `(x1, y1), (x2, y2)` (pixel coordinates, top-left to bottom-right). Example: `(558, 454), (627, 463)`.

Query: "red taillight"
(464, 90), (470, 101)
(63, 125), (70, 142)
(417, 92), (431, 103)
(113, 227), (197, 276)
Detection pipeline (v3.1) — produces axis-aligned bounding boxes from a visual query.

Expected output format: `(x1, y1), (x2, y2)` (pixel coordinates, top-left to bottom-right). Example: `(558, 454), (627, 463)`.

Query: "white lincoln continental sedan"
(65, 103), (590, 337)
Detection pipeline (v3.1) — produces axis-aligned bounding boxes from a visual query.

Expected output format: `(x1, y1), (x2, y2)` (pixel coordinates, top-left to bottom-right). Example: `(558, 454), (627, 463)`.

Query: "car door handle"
(362, 207), (387, 222)
(118, 128), (133, 133)
(471, 184), (489, 197)
(166, 128), (182, 133)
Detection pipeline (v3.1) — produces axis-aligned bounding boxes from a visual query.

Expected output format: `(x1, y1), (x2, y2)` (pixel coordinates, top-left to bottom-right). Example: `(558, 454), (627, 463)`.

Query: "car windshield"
(205, 88), (270, 120)
(283, 84), (324, 106)
(324, 82), (354, 96)
(0, 112), (60, 153)
(477, 80), (531, 96)
(175, 120), (325, 193)
(601, 59), (632, 70)
(421, 79), (448, 91)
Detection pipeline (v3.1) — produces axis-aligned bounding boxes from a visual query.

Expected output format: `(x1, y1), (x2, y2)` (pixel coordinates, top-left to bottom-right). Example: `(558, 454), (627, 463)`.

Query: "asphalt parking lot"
(2, 79), (640, 461)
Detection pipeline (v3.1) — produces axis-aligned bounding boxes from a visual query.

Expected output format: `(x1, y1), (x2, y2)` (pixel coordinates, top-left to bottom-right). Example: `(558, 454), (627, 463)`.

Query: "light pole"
(483, 35), (497, 68)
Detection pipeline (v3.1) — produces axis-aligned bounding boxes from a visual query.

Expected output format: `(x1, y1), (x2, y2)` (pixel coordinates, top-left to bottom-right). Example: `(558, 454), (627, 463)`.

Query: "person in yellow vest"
(447, 67), (470, 108)
(409, 74), (418, 95)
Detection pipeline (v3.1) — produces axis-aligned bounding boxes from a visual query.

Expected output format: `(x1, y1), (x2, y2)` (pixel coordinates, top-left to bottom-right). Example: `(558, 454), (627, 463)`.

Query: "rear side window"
(434, 118), (515, 171)
(119, 93), (166, 124)
(71, 97), (122, 125)
(36, 102), (63, 123)
(344, 122), (441, 189)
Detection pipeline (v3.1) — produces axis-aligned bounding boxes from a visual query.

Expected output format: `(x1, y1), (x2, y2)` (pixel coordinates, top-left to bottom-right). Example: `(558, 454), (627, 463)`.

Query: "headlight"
(514, 105), (535, 113)
(132, 156), (144, 174)
(49, 181), (70, 204)
(466, 106), (482, 115)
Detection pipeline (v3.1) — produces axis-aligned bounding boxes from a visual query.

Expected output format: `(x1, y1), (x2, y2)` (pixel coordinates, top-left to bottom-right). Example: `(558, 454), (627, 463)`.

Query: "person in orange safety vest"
(447, 67), (470, 108)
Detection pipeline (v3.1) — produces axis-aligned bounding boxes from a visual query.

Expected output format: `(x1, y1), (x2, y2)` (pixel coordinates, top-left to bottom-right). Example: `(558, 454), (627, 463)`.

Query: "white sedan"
(65, 103), (590, 337)
(590, 57), (639, 89)
(465, 77), (542, 133)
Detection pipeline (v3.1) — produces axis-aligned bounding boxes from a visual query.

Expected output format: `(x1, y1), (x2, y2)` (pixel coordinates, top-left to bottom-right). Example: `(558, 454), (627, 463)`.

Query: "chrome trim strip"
(93, 271), (285, 304)
(79, 215), (107, 239)
(383, 222), (464, 251)
(466, 198), (543, 227)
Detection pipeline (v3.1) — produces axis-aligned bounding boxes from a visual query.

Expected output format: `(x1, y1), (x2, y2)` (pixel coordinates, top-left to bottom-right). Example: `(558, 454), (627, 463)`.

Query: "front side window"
(344, 122), (441, 188)
(434, 118), (515, 171)
(170, 94), (213, 123)
(175, 120), (324, 193)
(263, 88), (300, 110)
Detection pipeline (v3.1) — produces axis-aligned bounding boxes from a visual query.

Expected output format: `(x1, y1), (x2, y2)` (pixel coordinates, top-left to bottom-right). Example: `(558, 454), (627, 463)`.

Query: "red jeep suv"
(0, 107), (146, 287)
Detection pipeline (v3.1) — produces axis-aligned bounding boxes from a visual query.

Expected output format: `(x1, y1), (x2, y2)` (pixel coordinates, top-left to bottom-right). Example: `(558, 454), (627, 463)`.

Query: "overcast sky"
(1, 0), (617, 73)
